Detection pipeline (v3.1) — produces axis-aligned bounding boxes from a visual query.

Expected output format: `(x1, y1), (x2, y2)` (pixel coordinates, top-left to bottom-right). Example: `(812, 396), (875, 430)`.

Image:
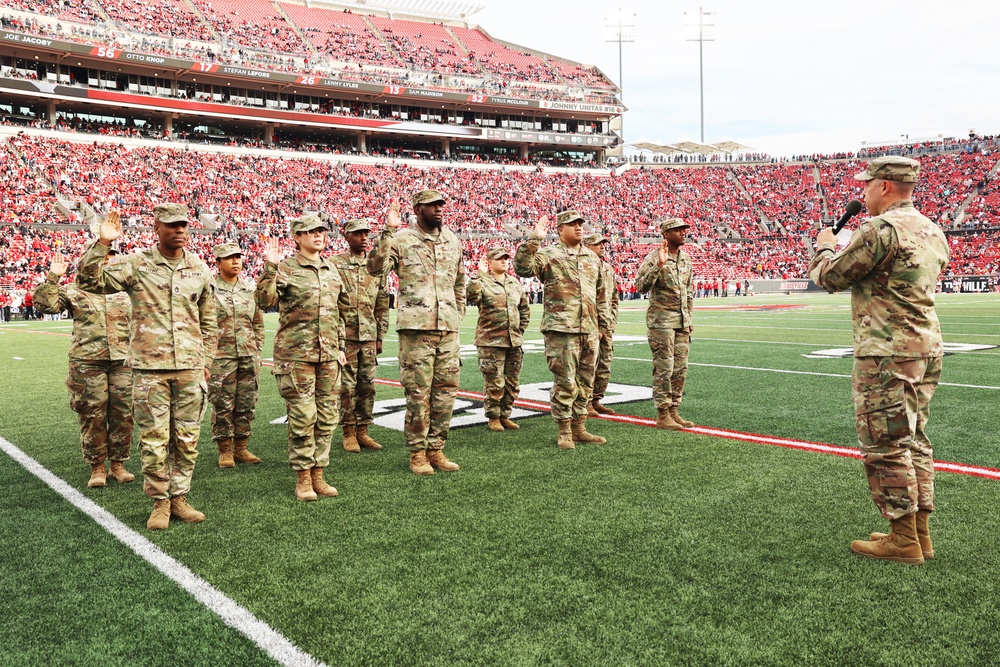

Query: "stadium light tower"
(685, 7), (716, 143)
(604, 8), (635, 140)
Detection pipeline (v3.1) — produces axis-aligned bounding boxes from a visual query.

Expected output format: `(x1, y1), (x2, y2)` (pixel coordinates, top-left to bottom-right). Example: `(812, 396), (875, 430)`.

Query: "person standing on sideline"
(367, 191), (466, 475)
(208, 243), (265, 468)
(810, 156), (948, 565)
(514, 210), (611, 449)
(256, 214), (347, 501)
(634, 218), (695, 430)
(333, 219), (389, 453)
(34, 246), (134, 488)
(467, 247), (529, 432)
(77, 205), (217, 531)
(584, 231), (619, 416)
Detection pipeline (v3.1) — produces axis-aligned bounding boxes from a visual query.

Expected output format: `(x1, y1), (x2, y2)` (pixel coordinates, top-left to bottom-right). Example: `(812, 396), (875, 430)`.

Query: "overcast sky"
(474, 0), (1000, 158)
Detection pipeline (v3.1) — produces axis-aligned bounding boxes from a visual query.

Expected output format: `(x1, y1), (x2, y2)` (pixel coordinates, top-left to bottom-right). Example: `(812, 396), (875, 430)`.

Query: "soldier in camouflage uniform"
(810, 156), (949, 565)
(367, 190), (466, 475)
(256, 214), (347, 501)
(77, 204), (217, 531)
(514, 210), (611, 449)
(333, 219), (389, 453)
(209, 243), (265, 468)
(33, 246), (135, 489)
(584, 231), (620, 416)
(467, 247), (530, 432)
(634, 218), (695, 430)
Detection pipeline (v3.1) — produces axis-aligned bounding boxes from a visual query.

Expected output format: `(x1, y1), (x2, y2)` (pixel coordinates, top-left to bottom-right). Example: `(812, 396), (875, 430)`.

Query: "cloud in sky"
(475, 0), (1000, 157)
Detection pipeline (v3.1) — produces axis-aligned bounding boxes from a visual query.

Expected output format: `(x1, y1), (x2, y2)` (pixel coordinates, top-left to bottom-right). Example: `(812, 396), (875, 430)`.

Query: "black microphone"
(832, 199), (863, 234)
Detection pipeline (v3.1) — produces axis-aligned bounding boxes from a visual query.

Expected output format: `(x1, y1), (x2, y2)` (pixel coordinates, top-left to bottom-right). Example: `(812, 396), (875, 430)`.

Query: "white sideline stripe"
(615, 358), (1000, 390)
(0, 435), (327, 667)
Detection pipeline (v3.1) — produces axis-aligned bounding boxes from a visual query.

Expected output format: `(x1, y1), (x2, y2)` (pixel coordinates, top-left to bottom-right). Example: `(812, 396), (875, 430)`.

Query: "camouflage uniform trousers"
(592, 333), (614, 401)
(648, 328), (691, 409)
(477, 345), (523, 419)
(544, 331), (599, 421)
(398, 331), (460, 452)
(132, 369), (207, 500)
(273, 360), (341, 471)
(339, 340), (378, 427)
(853, 355), (942, 521)
(66, 359), (133, 465)
(208, 356), (260, 442)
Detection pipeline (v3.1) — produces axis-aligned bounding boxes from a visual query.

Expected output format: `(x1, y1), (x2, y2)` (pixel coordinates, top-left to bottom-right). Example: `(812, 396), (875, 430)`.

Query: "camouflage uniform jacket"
(600, 260), (620, 332)
(33, 272), (132, 361)
(366, 226), (466, 332)
(333, 250), (389, 342)
(634, 248), (694, 330)
(467, 270), (530, 347)
(214, 275), (264, 359)
(514, 238), (610, 334)
(809, 200), (949, 357)
(256, 253), (346, 362)
(77, 243), (218, 370)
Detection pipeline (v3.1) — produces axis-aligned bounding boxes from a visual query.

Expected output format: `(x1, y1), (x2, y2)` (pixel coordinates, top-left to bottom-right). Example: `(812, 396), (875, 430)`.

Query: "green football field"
(2, 291), (999, 666)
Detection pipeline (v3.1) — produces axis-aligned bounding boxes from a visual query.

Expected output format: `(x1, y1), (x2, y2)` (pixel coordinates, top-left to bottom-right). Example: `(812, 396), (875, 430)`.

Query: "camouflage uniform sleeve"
(252, 299), (265, 354)
(198, 272), (219, 367)
(367, 228), (398, 277)
(76, 242), (133, 294)
(255, 261), (280, 310)
(809, 222), (890, 293)
(513, 238), (545, 278)
(466, 272), (484, 305)
(609, 268), (620, 330)
(33, 272), (71, 315)
(686, 265), (694, 314)
(634, 252), (659, 294)
(454, 247), (467, 320)
(374, 271), (389, 341)
(517, 285), (530, 339)
(596, 262), (611, 332)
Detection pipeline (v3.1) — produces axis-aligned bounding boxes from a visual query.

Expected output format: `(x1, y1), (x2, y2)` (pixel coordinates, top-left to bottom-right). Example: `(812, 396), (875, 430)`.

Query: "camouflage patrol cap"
(658, 218), (690, 234)
(486, 247), (510, 260)
(341, 218), (371, 235)
(153, 202), (190, 224)
(854, 156), (921, 183)
(212, 242), (242, 259)
(584, 231), (609, 245)
(412, 189), (446, 205)
(555, 210), (585, 226)
(289, 213), (328, 234)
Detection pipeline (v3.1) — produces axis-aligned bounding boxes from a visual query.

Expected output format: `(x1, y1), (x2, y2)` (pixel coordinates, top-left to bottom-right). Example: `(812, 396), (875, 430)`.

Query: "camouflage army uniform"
(467, 254), (530, 420)
(33, 270), (133, 467)
(810, 197), (948, 521)
(591, 243), (620, 403)
(333, 231), (389, 430)
(77, 235), (217, 501)
(634, 232), (694, 411)
(209, 270), (264, 446)
(256, 246), (346, 471)
(366, 198), (466, 453)
(514, 213), (610, 421)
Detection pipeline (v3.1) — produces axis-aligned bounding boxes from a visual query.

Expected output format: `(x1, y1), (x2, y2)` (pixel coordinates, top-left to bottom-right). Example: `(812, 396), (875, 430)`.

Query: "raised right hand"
(386, 199), (402, 229)
(50, 256), (69, 277)
(99, 210), (122, 244)
(478, 255), (490, 273)
(532, 216), (549, 240)
(265, 238), (283, 264)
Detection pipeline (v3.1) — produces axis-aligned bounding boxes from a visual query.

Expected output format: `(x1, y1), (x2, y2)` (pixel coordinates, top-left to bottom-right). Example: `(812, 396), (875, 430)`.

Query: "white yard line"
(0, 435), (327, 667)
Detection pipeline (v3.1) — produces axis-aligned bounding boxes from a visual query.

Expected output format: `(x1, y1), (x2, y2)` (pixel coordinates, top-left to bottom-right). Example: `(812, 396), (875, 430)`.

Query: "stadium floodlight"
(684, 7), (716, 143)
(604, 7), (635, 139)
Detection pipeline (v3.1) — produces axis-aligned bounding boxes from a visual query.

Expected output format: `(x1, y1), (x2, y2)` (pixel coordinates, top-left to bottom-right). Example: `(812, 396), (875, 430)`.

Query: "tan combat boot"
(571, 416), (607, 444)
(295, 469), (318, 501)
(233, 436), (261, 464)
(487, 418), (504, 431)
(592, 400), (616, 415)
(146, 499), (171, 530)
(557, 419), (575, 449)
(108, 461), (135, 483)
(427, 449), (460, 472)
(587, 402), (599, 417)
(170, 495), (206, 523)
(499, 417), (520, 430)
(656, 407), (683, 430)
(851, 513), (924, 565)
(409, 450), (435, 476)
(356, 424), (383, 450)
(669, 406), (694, 428)
(871, 509), (934, 559)
(310, 468), (338, 497)
(342, 425), (361, 453)
(217, 438), (235, 468)
(87, 462), (107, 488)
